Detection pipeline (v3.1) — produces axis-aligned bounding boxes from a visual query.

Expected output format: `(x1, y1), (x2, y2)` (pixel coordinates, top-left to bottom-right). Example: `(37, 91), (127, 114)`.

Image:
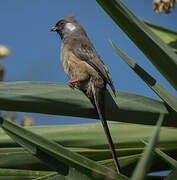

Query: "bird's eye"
(60, 21), (64, 25)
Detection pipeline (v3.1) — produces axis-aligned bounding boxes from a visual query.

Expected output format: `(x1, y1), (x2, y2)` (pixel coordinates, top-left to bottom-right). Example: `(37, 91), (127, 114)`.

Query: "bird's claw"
(66, 82), (75, 89)
(66, 80), (78, 89)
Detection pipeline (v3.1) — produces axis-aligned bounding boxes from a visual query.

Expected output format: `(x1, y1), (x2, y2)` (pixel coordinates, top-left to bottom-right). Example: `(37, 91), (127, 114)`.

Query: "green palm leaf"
(145, 21), (177, 53)
(0, 82), (175, 126)
(131, 114), (164, 180)
(110, 40), (177, 112)
(0, 118), (128, 180)
(0, 168), (53, 180)
(96, 0), (177, 90)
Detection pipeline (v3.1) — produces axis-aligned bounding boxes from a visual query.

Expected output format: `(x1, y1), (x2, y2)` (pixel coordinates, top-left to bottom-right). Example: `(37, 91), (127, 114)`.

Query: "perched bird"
(51, 14), (120, 173)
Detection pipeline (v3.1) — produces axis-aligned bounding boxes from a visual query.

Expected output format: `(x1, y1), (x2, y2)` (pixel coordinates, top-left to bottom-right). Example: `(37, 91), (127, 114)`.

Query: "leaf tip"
(108, 39), (114, 46)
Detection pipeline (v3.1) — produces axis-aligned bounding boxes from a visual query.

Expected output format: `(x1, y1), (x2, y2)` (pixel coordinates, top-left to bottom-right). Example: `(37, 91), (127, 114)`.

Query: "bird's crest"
(63, 13), (77, 21)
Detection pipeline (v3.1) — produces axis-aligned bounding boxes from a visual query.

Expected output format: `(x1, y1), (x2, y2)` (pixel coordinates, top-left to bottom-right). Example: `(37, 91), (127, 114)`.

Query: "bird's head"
(51, 13), (85, 39)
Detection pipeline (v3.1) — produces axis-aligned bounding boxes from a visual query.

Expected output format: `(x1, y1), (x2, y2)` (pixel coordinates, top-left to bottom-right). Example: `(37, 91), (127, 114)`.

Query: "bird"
(51, 14), (120, 174)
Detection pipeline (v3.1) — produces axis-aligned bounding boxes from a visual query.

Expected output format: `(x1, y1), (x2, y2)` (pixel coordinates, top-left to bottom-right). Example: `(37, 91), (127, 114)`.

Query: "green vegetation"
(0, 0), (177, 179)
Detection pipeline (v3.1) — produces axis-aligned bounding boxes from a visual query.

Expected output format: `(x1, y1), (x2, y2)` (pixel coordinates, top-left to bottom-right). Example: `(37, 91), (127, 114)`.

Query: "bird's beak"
(51, 26), (58, 32)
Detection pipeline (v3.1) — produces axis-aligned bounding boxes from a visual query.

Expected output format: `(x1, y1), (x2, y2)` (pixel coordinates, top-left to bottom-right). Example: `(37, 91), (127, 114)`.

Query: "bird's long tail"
(91, 84), (121, 174)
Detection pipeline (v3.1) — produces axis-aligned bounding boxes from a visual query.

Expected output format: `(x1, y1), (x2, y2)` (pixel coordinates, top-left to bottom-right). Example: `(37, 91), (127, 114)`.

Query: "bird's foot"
(66, 80), (79, 89)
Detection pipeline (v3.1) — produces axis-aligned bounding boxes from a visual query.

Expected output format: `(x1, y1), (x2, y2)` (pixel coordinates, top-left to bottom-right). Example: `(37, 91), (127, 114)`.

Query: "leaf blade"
(0, 118), (128, 180)
(0, 81), (175, 126)
(131, 114), (164, 180)
(145, 21), (177, 53)
(96, 0), (177, 90)
(155, 148), (177, 168)
(110, 40), (177, 112)
(0, 168), (52, 180)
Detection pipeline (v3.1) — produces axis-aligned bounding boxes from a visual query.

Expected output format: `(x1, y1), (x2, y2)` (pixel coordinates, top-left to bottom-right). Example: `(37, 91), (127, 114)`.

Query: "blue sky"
(1, 0), (177, 125)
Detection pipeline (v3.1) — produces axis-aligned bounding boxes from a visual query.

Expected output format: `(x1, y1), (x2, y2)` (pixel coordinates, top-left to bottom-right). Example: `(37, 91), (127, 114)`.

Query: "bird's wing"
(70, 38), (116, 95)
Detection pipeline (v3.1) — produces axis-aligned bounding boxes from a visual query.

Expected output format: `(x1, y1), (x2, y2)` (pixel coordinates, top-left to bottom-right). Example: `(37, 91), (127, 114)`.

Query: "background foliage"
(0, 0), (177, 179)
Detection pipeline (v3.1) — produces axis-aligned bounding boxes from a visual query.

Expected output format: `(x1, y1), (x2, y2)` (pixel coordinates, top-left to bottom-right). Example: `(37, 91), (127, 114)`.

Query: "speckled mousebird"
(51, 14), (120, 173)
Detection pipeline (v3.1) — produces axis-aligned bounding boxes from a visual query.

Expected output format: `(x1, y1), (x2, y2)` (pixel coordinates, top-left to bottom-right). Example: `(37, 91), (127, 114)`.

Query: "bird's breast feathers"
(60, 42), (96, 83)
